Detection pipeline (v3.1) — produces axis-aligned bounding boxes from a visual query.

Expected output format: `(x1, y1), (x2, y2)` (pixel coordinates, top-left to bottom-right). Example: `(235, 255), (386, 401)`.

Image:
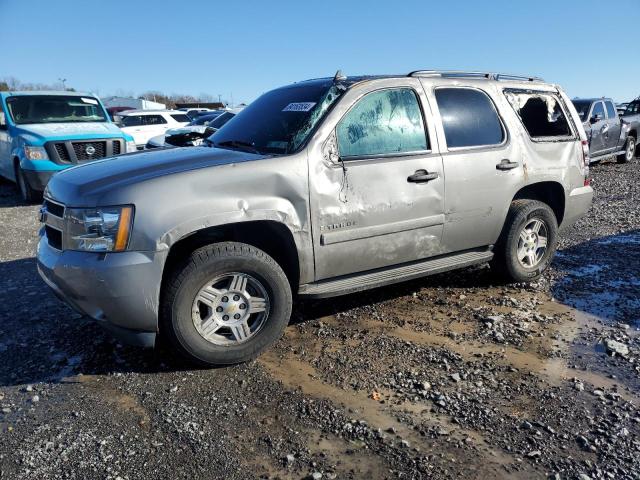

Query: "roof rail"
(408, 70), (544, 82)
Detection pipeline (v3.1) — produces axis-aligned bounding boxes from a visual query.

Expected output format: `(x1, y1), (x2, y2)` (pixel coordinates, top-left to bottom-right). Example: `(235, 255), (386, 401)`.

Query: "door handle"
(496, 159), (519, 171)
(407, 169), (439, 183)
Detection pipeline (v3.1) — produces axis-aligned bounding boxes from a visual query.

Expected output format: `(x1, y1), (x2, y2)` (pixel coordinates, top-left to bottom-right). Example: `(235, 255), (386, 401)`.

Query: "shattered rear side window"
(505, 90), (573, 140)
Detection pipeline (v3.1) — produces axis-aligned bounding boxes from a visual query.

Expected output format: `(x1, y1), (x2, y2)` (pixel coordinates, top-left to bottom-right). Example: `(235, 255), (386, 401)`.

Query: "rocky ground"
(0, 158), (639, 480)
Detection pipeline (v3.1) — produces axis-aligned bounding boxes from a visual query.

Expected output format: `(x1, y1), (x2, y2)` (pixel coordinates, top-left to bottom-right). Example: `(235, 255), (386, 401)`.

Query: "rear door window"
(170, 114), (191, 123)
(505, 90), (573, 139)
(337, 88), (428, 158)
(434, 88), (504, 148)
(605, 101), (617, 119)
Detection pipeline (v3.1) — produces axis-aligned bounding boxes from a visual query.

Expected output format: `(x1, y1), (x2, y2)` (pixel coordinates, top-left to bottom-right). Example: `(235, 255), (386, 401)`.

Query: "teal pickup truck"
(0, 91), (136, 201)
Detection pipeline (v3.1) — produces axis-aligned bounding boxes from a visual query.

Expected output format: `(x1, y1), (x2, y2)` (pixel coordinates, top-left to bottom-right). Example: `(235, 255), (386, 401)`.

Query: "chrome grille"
(45, 139), (125, 164)
(41, 198), (65, 250)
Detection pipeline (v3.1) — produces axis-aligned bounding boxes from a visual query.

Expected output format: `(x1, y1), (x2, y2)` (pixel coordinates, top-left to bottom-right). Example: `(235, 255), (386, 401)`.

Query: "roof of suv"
(290, 70), (550, 92)
(572, 98), (613, 103)
(119, 109), (185, 115)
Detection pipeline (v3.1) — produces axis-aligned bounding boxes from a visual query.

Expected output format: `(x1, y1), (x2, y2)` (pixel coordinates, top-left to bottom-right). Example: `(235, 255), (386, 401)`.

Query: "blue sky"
(2, 0), (638, 104)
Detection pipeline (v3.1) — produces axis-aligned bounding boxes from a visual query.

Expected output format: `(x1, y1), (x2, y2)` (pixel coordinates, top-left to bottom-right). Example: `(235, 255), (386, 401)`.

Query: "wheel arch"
(161, 220), (302, 298)
(512, 181), (565, 226)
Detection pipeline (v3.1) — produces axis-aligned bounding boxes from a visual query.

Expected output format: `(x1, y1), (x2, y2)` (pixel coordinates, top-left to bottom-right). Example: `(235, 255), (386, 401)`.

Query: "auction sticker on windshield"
(282, 102), (316, 112)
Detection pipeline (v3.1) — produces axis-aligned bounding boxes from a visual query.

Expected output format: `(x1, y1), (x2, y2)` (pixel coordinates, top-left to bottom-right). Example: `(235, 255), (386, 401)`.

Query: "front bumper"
(561, 185), (594, 231)
(23, 169), (57, 192)
(37, 235), (167, 347)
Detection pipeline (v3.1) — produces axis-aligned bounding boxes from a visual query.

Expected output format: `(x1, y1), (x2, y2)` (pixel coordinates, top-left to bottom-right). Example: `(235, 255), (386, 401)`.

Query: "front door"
(0, 103), (11, 178)
(309, 85), (445, 280)
(588, 101), (607, 156)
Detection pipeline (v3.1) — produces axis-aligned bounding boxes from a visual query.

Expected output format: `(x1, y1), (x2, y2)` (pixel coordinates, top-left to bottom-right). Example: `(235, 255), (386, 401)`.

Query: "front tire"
(15, 163), (41, 203)
(617, 136), (635, 164)
(161, 242), (292, 366)
(491, 200), (558, 282)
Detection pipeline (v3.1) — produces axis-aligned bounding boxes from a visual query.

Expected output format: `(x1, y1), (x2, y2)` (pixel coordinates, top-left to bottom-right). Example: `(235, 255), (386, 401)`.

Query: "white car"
(145, 110), (241, 149)
(119, 110), (191, 148)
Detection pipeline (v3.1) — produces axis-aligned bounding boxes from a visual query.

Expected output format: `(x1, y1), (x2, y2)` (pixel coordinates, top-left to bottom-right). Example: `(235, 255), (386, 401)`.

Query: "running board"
(298, 249), (494, 299)
(590, 150), (624, 161)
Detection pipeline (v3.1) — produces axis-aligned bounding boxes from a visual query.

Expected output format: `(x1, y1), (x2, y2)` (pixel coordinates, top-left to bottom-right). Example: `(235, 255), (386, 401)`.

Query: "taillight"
(581, 139), (590, 186)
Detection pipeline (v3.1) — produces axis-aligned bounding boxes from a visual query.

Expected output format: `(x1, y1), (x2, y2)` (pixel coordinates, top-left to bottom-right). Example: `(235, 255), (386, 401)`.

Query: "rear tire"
(490, 200), (558, 282)
(15, 163), (41, 204)
(161, 241), (292, 366)
(617, 136), (635, 163)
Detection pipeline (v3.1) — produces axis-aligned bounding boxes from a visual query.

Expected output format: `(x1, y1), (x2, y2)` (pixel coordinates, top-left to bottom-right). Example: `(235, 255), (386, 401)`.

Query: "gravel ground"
(0, 158), (639, 480)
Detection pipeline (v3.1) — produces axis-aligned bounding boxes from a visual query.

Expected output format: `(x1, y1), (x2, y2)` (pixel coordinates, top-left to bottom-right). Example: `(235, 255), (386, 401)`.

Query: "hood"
(46, 146), (268, 205)
(15, 122), (126, 143)
(166, 125), (209, 136)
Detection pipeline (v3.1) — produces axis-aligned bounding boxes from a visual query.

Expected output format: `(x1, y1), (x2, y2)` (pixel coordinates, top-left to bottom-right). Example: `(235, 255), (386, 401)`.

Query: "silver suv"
(37, 70), (593, 365)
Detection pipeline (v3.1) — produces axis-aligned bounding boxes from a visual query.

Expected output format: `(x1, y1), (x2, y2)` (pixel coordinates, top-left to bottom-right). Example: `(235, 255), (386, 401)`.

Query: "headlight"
(64, 206), (134, 252)
(24, 146), (49, 160)
(126, 141), (138, 153)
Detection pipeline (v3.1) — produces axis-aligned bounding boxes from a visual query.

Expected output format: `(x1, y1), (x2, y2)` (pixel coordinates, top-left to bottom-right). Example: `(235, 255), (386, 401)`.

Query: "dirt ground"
(0, 158), (639, 480)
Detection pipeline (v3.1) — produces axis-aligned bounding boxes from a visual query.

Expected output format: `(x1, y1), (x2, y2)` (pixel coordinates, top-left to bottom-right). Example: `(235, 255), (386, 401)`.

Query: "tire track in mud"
(259, 350), (532, 479)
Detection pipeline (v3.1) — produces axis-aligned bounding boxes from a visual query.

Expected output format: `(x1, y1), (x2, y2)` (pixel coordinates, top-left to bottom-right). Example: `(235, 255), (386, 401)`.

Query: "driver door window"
(336, 88), (428, 158)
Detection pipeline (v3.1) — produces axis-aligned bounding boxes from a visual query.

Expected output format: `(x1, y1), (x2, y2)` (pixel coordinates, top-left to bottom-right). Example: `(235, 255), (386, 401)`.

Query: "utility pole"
(58, 78), (67, 90)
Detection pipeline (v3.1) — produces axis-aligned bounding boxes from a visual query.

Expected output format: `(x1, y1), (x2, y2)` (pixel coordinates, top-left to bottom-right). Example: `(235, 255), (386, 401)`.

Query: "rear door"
(309, 83), (445, 279)
(604, 100), (622, 151)
(588, 101), (607, 156)
(421, 82), (525, 253)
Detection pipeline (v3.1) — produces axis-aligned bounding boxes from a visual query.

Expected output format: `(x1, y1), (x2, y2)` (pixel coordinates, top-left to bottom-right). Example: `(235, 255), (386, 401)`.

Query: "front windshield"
(571, 100), (591, 122)
(211, 81), (345, 155)
(622, 101), (640, 117)
(6, 95), (108, 125)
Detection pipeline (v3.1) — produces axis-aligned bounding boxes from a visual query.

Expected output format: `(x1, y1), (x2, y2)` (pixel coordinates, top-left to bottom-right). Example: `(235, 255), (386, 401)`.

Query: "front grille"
(54, 143), (70, 162)
(72, 141), (106, 161)
(45, 226), (62, 250)
(42, 198), (65, 250)
(44, 199), (64, 218)
(45, 139), (125, 164)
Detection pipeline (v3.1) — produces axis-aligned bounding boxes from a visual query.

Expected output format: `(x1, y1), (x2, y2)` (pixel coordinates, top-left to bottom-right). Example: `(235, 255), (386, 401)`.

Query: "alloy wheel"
(191, 272), (270, 345)
(516, 218), (548, 268)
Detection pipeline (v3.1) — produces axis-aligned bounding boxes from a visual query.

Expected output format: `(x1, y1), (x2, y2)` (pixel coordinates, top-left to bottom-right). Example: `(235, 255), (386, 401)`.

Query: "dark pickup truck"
(572, 97), (637, 163)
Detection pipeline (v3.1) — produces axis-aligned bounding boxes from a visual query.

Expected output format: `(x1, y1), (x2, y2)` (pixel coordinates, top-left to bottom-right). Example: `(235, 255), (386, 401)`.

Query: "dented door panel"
(306, 78), (445, 280)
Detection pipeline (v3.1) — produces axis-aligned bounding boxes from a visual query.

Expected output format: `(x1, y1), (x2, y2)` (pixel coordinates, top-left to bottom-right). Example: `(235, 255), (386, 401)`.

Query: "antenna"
(333, 70), (347, 82)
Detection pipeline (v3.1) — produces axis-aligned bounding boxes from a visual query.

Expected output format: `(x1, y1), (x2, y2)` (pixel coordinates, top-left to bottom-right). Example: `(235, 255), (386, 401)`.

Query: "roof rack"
(407, 70), (544, 82)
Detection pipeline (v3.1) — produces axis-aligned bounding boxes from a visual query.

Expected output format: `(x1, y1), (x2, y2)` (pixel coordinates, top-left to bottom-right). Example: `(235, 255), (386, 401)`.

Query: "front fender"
(159, 206), (314, 284)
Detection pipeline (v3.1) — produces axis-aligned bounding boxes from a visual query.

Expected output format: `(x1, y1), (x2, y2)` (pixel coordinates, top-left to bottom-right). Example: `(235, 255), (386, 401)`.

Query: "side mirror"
(322, 130), (340, 164)
(590, 114), (602, 124)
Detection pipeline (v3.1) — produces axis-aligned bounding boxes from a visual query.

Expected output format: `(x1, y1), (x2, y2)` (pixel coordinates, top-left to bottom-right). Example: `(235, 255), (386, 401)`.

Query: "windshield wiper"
(214, 140), (261, 154)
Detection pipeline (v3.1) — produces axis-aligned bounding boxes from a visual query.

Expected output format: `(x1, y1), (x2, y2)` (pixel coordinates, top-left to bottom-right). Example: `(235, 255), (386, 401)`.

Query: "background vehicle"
(619, 97), (640, 161)
(617, 102), (629, 115)
(38, 71), (593, 366)
(118, 110), (190, 148)
(145, 110), (239, 148)
(177, 108), (212, 120)
(572, 97), (636, 163)
(0, 91), (136, 202)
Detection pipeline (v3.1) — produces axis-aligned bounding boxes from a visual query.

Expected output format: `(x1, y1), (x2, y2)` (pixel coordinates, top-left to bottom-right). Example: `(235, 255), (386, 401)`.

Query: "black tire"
(161, 241), (292, 366)
(15, 163), (41, 203)
(617, 136), (635, 164)
(490, 200), (558, 283)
